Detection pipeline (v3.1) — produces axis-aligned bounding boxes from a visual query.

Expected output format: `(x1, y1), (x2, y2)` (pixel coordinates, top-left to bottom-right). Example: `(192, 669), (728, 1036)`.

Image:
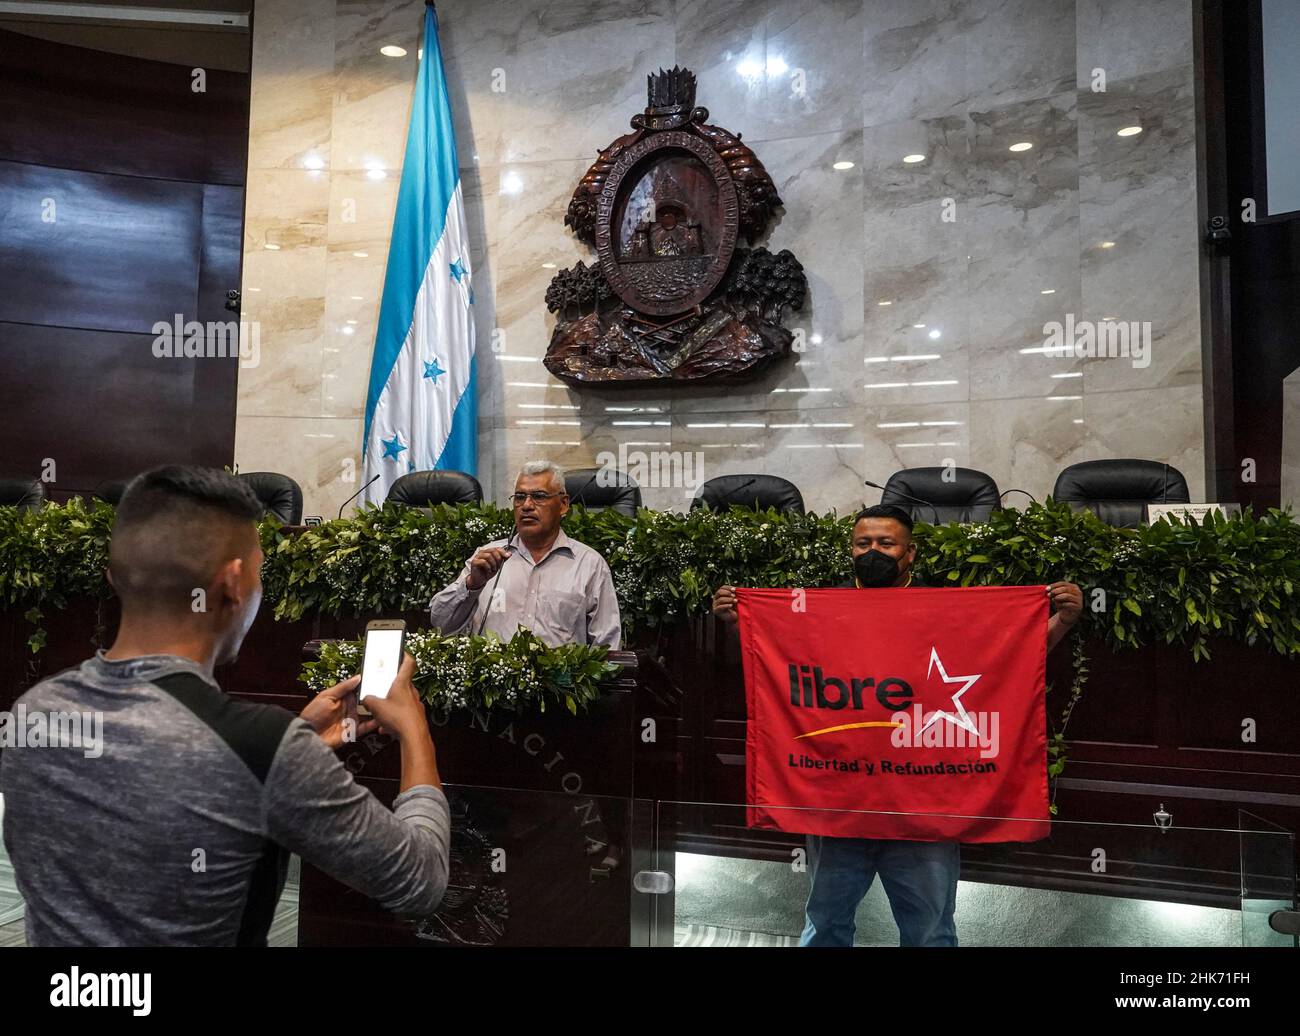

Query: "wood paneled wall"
(0, 27), (250, 499)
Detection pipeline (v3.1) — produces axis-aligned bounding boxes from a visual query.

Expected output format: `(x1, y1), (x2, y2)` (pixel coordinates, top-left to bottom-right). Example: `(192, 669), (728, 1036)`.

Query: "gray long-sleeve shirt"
(0, 650), (449, 946)
(429, 529), (622, 648)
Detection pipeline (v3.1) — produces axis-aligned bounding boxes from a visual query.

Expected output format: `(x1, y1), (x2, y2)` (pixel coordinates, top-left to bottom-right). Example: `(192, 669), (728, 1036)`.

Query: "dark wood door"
(0, 27), (250, 498)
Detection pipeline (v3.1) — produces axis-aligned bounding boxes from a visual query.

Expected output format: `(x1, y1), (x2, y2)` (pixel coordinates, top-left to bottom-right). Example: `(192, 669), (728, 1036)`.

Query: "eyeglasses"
(511, 490), (563, 505)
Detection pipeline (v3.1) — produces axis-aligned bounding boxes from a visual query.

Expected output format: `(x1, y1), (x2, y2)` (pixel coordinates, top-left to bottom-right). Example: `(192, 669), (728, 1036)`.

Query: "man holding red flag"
(712, 503), (1082, 947)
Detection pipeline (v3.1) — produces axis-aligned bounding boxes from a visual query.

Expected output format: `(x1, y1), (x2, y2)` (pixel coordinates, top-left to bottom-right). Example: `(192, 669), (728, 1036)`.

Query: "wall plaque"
(543, 66), (807, 386)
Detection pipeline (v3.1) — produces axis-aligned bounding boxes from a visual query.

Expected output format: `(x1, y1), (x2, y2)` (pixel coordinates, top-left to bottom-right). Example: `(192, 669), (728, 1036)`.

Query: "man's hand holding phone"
(299, 673), (378, 750)
(361, 653), (426, 742)
(358, 652), (442, 792)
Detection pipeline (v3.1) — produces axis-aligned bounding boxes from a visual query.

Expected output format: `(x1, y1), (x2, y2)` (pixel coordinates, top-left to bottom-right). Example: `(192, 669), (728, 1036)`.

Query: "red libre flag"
(738, 586), (1050, 843)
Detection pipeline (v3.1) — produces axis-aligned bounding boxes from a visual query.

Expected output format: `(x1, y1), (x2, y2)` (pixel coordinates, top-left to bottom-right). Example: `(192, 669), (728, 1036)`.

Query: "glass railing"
(2, 786), (1292, 948)
(642, 800), (1296, 948)
(296, 783), (654, 947)
(1240, 810), (1297, 948)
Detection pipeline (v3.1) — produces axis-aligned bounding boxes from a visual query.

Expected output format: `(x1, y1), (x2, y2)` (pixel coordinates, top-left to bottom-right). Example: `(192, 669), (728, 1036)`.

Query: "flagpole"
(359, 1), (477, 509)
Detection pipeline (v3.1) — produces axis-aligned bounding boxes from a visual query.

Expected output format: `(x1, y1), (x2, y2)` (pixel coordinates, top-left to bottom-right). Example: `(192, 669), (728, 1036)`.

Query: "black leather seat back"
(238, 472), (304, 525)
(93, 478), (130, 506)
(0, 478), (45, 511)
(386, 470), (483, 508)
(690, 474), (805, 515)
(881, 467), (1001, 524)
(1053, 459), (1190, 527)
(564, 467), (642, 517)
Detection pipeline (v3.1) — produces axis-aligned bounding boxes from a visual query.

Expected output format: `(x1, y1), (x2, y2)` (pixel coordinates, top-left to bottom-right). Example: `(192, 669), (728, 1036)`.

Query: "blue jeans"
(800, 835), (960, 946)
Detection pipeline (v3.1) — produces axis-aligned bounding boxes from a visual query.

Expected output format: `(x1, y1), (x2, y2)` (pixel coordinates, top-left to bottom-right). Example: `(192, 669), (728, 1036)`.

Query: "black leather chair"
(386, 470), (483, 508)
(1053, 459), (1190, 527)
(0, 478), (45, 511)
(93, 478), (130, 506)
(690, 474), (805, 515)
(564, 467), (641, 517)
(880, 466), (1001, 524)
(238, 472), (303, 525)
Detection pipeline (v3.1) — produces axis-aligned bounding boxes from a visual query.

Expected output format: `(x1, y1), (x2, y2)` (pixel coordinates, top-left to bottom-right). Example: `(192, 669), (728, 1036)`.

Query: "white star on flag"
(917, 646), (983, 738)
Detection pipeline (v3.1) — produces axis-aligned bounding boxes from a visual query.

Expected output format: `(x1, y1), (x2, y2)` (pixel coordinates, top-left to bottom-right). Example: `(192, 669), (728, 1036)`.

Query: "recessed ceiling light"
(352, 251), (368, 258)
(380, 45), (407, 58)
(1009, 141), (1033, 152)
(833, 160), (855, 170)
(341, 326), (355, 335)
(1100, 241), (1116, 249)
(541, 262), (557, 269)
(903, 153), (926, 164)
(1041, 288), (1056, 294)
(350, 295), (363, 300)
(264, 243), (280, 250)
(913, 323), (926, 329)
(927, 329), (941, 339)
(877, 300), (893, 306)
(1117, 125), (1143, 137)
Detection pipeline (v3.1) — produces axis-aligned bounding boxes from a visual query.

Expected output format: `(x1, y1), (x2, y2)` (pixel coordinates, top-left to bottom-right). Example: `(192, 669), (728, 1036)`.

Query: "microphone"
(998, 488), (1038, 507)
(863, 479), (940, 525)
(338, 474), (382, 519)
(13, 475), (44, 510)
(474, 530), (516, 637)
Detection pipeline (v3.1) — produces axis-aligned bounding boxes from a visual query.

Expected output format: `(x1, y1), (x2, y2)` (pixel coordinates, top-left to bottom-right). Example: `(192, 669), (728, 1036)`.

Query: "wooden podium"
(284, 645), (662, 947)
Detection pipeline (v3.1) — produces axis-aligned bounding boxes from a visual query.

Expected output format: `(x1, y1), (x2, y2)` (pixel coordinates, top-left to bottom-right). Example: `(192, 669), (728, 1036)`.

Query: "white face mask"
(219, 580), (262, 666)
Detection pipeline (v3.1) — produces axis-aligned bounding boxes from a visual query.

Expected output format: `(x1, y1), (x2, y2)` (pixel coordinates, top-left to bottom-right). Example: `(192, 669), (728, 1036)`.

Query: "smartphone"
(359, 619), (406, 702)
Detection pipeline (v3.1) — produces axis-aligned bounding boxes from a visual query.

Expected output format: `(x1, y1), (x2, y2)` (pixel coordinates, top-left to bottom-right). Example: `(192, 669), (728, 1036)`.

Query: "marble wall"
(235, 0), (1205, 518)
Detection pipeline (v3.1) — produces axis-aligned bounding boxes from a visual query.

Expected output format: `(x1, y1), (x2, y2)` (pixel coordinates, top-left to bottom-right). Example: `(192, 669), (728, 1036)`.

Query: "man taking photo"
(1, 466), (450, 946)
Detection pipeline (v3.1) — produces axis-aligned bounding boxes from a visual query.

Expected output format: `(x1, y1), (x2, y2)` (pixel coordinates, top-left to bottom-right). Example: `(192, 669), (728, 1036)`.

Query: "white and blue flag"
(362, 4), (475, 506)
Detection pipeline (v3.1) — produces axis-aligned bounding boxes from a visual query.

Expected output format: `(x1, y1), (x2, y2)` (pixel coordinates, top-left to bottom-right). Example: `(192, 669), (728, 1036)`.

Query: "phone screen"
(359, 627), (404, 701)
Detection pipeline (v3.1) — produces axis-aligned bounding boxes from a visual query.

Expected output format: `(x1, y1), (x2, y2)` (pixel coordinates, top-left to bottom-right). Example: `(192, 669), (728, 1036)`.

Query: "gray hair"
(517, 460), (566, 494)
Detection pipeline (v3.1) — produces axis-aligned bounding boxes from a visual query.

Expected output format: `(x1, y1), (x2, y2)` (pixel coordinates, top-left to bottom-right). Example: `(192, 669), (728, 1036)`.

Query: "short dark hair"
(852, 504), (914, 535)
(116, 466), (263, 526)
(110, 466), (263, 613)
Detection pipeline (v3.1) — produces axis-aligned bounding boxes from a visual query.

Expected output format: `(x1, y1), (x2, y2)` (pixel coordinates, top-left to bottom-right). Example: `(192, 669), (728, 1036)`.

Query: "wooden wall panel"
(0, 28), (249, 186)
(0, 322), (238, 493)
(0, 160), (203, 333)
(0, 25), (249, 487)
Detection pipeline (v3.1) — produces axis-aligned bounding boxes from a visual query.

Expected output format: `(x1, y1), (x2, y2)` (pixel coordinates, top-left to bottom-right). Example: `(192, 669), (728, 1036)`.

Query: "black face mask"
(854, 549), (901, 588)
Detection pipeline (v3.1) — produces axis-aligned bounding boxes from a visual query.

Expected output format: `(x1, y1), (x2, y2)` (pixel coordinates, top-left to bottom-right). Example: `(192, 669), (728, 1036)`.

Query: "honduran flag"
(362, 3), (476, 506)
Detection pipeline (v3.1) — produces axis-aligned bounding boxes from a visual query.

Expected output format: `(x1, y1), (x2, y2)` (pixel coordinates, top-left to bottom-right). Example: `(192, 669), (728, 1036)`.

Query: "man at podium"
(429, 460), (621, 648)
